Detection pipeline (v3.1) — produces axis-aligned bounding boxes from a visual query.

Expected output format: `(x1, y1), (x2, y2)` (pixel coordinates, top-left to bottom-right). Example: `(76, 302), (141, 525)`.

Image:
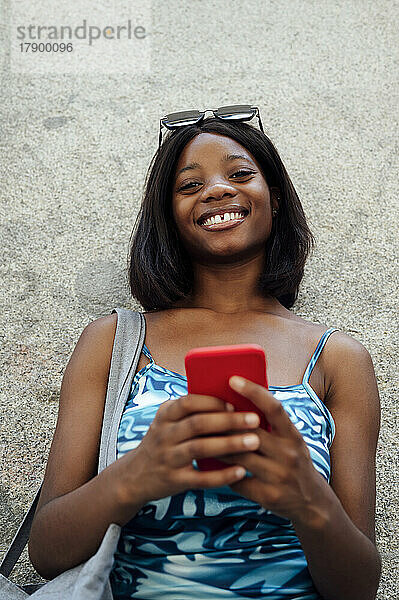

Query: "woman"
(28, 108), (382, 599)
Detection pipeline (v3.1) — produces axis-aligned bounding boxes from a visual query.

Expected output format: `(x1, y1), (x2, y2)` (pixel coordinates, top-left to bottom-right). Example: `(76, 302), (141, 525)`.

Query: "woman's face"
(171, 133), (278, 263)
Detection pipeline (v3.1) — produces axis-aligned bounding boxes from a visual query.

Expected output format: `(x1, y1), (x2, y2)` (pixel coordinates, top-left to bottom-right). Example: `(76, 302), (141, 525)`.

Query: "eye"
(231, 169), (255, 179)
(177, 169), (254, 192)
(178, 181), (200, 191)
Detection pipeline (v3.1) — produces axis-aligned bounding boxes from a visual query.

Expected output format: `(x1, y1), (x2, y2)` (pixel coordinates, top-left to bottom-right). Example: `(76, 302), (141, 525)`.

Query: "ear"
(269, 187), (281, 211)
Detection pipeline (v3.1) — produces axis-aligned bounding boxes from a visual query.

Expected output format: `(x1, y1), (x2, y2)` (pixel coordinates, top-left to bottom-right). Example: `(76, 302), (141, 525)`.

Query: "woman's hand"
(219, 376), (328, 524)
(119, 393), (261, 504)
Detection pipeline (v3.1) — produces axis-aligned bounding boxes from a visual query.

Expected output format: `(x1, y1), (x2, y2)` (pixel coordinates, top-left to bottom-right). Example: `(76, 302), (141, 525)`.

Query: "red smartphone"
(185, 344), (271, 471)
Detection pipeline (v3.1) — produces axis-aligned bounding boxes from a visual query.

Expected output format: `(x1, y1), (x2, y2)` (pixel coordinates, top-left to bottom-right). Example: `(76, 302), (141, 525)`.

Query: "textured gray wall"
(1, 1), (398, 597)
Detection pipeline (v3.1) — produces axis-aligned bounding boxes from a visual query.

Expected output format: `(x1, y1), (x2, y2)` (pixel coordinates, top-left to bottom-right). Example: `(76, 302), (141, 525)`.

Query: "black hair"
(128, 117), (314, 310)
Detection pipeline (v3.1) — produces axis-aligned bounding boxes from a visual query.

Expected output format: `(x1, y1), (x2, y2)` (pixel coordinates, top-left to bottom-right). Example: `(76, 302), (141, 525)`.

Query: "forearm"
(28, 458), (146, 580)
(292, 483), (381, 600)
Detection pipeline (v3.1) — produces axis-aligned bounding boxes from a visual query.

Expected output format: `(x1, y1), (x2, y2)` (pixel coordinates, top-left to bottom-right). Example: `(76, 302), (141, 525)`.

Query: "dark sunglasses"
(158, 104), (264, 148)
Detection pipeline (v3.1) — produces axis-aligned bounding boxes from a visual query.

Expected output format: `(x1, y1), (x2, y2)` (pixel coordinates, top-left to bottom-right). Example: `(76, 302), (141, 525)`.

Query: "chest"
(136, 311), (328, 403)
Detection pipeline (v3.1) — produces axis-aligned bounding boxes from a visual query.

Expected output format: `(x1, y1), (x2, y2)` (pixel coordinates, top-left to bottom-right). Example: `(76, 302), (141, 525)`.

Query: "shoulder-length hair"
(128, 117), (314, 310)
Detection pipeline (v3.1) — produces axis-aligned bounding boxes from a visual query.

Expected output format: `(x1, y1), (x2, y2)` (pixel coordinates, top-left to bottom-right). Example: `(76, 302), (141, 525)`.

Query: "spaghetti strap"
(142, 343), (154, 362)
(302, 328), (339, 385)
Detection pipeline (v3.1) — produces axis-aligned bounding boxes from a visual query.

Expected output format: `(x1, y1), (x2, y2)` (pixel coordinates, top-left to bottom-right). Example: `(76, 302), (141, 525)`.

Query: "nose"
(202, 180), (237, 203)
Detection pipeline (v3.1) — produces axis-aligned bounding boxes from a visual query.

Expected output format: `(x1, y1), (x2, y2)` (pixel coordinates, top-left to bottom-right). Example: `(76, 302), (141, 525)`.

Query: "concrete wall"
(1, 1), (397, 597)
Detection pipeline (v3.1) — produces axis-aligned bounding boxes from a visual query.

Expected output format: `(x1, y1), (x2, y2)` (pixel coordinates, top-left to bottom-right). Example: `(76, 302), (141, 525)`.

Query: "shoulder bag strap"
(0, 308), (145, 578)
(98, 308), (145, 472)
(0, 488), (42, 578)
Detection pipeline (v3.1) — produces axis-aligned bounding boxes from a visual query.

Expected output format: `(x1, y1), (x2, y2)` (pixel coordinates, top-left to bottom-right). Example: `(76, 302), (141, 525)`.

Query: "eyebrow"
(175, 153), (252, 178)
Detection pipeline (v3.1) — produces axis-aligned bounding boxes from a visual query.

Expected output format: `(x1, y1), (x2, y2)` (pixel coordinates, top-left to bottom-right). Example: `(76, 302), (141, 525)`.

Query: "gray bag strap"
(0, 491), (42, 579)
(98, 308), (145, 472)
(0, 308), (145, 580)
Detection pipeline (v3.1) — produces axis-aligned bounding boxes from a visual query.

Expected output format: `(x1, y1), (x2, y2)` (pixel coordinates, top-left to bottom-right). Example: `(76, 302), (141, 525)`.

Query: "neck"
(173, 254), (283, 315)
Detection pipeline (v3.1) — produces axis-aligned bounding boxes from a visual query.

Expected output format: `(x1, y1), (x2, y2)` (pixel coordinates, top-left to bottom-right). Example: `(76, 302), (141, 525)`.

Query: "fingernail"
(245, 413), (259, 426)
(243, 434), (259, 447)
(235, 467), (246, 478)
(225, 403), (235, 412)
(230, 376), (245, 390)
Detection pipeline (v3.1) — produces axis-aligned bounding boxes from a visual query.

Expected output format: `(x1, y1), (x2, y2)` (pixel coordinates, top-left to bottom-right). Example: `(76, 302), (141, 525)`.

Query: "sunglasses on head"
(158, 104), (264, 148)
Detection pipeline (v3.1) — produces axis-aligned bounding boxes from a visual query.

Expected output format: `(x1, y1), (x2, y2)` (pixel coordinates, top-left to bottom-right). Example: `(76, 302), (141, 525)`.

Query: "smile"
(199, 211), (248, 232)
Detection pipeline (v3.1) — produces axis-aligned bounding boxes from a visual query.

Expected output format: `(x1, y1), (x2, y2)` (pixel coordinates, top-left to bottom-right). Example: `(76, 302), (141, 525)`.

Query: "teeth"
(202, 211), (246, 227)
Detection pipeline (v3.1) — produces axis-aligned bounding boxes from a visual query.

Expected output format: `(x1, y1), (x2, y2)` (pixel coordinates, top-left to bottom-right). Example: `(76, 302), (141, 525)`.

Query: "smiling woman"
(129, 117), (314, 311)
(27, 111), (381, 600)
(173, 136), (275, 256)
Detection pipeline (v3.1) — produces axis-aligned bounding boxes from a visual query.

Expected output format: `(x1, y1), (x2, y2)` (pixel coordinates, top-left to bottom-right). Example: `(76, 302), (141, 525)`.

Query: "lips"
(198, 212), (248, 232)
(197, 206), (249, 226)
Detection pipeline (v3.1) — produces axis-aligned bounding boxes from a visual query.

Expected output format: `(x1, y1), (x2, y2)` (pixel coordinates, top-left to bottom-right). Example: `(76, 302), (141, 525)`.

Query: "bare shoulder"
(319, 329), (377, 406)
(282, 315), (376, 392)
(74, 313), (118, 371)
(81, 312), (118, 345)
(321, 329), (374, 371)
(323, 327), (371, 354)
(287, 312), (372, 357)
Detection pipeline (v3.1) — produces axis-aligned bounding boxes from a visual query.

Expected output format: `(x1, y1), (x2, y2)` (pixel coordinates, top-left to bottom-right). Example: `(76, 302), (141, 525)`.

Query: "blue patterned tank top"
(110, 328), (338, 599)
